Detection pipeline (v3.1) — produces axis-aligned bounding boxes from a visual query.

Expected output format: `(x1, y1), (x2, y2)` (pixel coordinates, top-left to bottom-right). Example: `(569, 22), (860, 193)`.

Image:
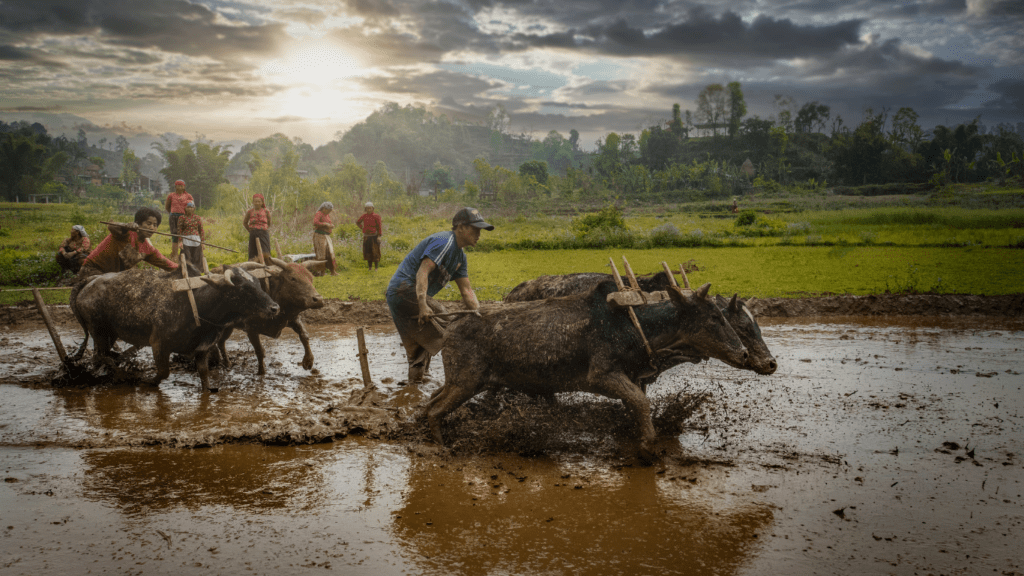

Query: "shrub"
(735, 210), (758, 226)
(0, 250), (62, 286)
(571, 205), (628, 236)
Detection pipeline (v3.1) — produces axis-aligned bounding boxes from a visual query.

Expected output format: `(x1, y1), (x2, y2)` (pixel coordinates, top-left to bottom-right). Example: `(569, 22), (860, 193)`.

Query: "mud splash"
(1, 316), (1023, 575)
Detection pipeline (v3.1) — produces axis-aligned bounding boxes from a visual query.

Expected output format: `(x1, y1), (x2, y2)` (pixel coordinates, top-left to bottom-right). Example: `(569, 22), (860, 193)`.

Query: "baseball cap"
(452, 207), (494, 231)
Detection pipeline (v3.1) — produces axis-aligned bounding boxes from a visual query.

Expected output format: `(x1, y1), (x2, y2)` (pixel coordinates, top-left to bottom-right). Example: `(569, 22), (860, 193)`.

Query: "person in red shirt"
(79, 207), (178, 279)
(243, 193), (271, 260)
(355, 201), (382, 270)
(164, 179), (194, 260)
(312, 201), (338, 276)
(177, 201), (205, 269)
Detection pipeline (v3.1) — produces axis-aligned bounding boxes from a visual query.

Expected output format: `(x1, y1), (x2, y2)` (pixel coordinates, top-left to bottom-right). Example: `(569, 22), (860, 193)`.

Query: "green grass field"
(3, 189), (1024, 305)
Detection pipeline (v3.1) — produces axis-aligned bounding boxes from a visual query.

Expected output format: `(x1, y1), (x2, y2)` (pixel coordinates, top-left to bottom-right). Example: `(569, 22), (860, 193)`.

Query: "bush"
(570, 204), (628, 236)
(735, 210), (757, 226)
(0, 250), (62, 286)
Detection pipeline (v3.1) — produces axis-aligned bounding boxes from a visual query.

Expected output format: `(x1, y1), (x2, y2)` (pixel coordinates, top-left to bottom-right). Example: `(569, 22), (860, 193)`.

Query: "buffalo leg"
(214, 328), (233, 369)
(592, 371), (657, 450)
(423, 382), (481, 445)
(149, 339), (171, 386)
(289, 318), (314, 370)
(247, 331), (267, 375)
(196, 349), (218, 393)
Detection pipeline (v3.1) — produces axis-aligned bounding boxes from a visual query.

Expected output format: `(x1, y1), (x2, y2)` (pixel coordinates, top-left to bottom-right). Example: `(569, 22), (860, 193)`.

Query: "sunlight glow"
(258, 40), (365, 119)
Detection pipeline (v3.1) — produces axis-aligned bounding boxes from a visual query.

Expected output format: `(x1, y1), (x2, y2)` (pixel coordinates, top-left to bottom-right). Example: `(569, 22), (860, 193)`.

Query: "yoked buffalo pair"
(422, 270), (776, 458)
(70, 256), (325, 391)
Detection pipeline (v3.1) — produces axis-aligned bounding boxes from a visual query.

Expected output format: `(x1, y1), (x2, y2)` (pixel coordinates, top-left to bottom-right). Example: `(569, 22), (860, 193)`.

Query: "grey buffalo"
(71, 266), (279, 391)
(423, 280), (748, 457)
(505, 271), (777, 377)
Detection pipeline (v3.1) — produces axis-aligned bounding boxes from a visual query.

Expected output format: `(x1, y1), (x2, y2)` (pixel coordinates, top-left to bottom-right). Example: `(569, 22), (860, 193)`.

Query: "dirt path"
(4, 293), (1023, 332)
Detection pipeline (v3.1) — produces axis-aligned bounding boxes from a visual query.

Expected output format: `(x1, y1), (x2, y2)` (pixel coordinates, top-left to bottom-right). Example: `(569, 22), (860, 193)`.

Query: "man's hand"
(417, 302), (433, 325)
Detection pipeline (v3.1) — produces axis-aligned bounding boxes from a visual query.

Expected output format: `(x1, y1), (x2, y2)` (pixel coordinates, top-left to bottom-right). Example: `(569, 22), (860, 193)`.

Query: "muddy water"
(1, 317), (1022, 575)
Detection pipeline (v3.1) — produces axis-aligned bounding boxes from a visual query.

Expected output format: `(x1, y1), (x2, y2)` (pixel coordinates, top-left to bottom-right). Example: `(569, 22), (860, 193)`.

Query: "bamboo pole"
(416, 309), (481, 319)
(1, 286), (72, 292)
(356, 327), (371, 386)
(98, 221), (239, 253)
(180, 253), (201, 327)
(32, 287), (68, 363)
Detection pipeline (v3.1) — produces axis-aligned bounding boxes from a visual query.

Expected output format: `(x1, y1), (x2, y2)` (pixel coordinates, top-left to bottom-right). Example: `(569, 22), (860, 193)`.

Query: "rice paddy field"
(3, 185), (1024, 305)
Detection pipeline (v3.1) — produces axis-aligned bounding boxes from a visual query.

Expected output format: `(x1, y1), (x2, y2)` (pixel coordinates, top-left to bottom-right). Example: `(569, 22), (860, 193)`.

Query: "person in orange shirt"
(79, 207), (178, 279)
(355, 201), (382, 270)
(164, 179), (194, 260)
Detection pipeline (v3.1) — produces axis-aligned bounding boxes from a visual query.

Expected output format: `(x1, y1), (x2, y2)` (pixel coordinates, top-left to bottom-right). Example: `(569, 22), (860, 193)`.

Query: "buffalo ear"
(667, 285), (687, 305)
(696, 283), (711, 299)
(715, 294), (728, 306)
(729, 293), (739, 312)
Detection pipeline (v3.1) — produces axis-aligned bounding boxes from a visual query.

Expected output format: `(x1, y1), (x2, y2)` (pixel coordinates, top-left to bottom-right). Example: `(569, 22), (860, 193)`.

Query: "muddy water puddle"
(1, 317), (1023, 575)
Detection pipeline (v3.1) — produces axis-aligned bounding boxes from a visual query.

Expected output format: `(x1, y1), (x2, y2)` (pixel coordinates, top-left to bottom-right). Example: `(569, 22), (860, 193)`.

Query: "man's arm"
(415, 257), (437, 323)
(453, 277), (479, 311)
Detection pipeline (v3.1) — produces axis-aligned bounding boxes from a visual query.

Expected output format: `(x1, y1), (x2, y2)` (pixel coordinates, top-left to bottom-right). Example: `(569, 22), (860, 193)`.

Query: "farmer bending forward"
(385, 207), (493, 384)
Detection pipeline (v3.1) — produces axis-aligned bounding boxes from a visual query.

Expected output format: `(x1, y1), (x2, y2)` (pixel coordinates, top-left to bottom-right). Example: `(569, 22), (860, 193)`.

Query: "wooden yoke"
(608, 256), (654, 357)
(180, 253), (201, 327)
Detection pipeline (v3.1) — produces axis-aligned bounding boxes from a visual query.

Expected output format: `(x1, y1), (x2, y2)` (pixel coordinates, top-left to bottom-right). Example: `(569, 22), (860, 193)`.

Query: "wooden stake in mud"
(274, 238), (284, 259)
(179, 253), (201, 327)
(356, 327), (372, 386)
(608, 257), (653, 357)
(254, 238), (270, 291)
(31, 287), (68, 364)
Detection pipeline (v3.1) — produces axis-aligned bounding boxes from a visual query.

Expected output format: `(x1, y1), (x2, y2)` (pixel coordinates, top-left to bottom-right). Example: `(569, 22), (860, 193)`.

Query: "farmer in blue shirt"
(386, 207), (494, 384)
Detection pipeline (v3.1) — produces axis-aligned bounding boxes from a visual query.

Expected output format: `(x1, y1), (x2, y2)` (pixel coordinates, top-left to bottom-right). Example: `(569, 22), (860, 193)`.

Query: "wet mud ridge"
(3, 293), (1024, 331)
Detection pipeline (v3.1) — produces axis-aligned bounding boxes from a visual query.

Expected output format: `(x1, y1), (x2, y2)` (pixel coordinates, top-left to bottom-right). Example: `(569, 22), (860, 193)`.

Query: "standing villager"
(79, 207), (178, 280)
(312, 201), (338, 276)
(385, 207), (493, 384)
(164, 179), (193, 260)
(177, 201), (205, 268)
(243, 193), (271, 260)
(355, 201), (382, 270)
(56, 225), (91, 274)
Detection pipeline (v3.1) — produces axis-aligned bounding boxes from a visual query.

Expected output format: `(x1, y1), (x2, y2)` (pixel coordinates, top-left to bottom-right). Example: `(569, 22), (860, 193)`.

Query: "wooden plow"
(606, 256), (693, 357)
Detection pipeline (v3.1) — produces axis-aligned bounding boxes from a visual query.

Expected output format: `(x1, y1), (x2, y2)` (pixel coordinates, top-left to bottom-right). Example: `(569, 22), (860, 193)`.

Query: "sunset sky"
(1, 0), (1022, 149)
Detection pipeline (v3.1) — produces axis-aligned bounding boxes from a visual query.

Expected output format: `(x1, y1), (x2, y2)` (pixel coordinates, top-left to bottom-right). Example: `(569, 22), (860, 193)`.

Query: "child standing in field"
(177, 201), (205, 269)
(164, 179), (193, 260)
(243, 193), (271, 260)
(355, 201), (382, 270)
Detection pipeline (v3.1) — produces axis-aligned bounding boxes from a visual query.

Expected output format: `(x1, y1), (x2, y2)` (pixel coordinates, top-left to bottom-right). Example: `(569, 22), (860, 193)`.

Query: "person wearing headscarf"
(355, 201), (382, 270)
(243, 193), (271, 260)
(312, 201), (338, 276)
(56, 225), (92, 274)
(177, 201), (205, 269)
(164, 179), (193, 260)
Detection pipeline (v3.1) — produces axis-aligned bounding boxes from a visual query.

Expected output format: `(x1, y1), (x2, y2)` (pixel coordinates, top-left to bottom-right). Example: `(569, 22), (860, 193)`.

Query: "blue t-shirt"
(387, 231), (468, 297)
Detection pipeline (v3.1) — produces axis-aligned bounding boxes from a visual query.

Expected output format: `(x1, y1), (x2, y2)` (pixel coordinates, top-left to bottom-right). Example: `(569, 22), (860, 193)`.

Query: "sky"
(1, 0), (1022, 150)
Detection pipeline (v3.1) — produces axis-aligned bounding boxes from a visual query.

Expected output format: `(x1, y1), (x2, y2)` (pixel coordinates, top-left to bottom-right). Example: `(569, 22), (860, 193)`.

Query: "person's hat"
(452, 207), (494, 231)
(175, 179), (186, 186)
(186, 201), (195, 208)
(365, 201), (374, 208)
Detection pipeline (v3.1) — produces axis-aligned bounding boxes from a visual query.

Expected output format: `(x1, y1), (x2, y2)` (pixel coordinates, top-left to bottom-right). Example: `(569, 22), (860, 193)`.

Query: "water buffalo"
(423, 280), (748, 457)
(71, 266), (279, 392)
(214, 257), (325, 374)
(505, 271), (777, 376)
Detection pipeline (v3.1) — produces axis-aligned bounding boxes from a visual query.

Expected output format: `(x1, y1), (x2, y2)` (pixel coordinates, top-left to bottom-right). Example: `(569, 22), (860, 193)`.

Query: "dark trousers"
(183, 244), (204, 270)
(248, 229), (270, 260)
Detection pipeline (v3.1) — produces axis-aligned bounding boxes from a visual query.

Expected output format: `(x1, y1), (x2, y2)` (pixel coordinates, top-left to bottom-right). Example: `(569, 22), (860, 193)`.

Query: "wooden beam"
(607, 290), (670, 307)
(180, 253), (201, 327)
(32, 287), (68, 363)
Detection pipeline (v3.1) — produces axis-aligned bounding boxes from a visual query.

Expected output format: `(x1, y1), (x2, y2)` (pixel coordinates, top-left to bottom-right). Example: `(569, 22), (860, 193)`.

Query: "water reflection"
(392, 456), (773, 575)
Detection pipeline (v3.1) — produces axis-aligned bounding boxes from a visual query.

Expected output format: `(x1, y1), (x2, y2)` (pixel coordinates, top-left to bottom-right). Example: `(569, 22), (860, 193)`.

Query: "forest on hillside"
(3, 82), (1024, 210)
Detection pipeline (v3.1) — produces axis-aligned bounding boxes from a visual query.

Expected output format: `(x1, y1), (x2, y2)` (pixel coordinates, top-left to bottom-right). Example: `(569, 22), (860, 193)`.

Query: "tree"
(115, 135), (130, 154)
(774, 95), (796, 133)
(696, 84), (728, 137)
(154, 137), (231, 208)
(727, 82), (747, 139)
(889, 107), (924, 150)
(120, 148), (141, 195)
(794, 102), (831, 134)
(569, 129), (580, 152)
(669, 103), (684, 138)
(639, 125), (679, 171)
(427, 161), (455, 196)
(518, 159), (548, 185)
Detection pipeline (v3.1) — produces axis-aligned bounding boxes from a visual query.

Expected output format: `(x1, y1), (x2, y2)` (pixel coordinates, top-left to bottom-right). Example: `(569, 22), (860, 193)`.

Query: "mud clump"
(411, 387), (711, 458)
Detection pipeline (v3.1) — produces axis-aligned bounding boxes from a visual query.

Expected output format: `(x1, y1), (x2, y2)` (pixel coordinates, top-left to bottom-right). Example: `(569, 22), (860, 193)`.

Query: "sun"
(259, 40), (364, 119)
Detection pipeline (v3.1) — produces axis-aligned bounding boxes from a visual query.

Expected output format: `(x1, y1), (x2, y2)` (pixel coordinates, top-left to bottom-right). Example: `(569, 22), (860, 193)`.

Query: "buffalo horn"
(729, 293), (739, 312)
(678, 264), (692, 290)
(696, 283), (711, 299)
(269, 257), (290, 269)
(301, 259), (328, 270)
(745, 297), (758, 309)
(224, 267), (236, 286)
(200, 273), (229, 287)
(234, 261), (266, 272)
